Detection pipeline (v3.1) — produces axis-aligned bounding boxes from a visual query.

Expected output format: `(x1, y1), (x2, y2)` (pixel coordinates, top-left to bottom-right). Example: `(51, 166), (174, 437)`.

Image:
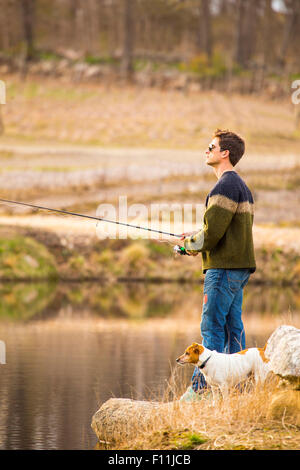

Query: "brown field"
(2, 75), (298, 150)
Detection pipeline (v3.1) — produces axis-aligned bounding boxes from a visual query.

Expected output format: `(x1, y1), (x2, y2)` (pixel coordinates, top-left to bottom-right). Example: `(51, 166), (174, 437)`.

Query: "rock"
(56, 59), (71, 75)
(39, 61), (57, 76)
(188, 81), (202, 93)
(57, 48), (82, 61)
(91, 398), (176, 443)
(135, 71), (155, 88)
(170, 74), (189, 91)
(265, 325), (300, 425)
(84, 65), (103, 80)
(265, 325), (300, 387)
(23, 255), (39, 268)
(72, 63), (89, 82)
(266, 388), (300, 425)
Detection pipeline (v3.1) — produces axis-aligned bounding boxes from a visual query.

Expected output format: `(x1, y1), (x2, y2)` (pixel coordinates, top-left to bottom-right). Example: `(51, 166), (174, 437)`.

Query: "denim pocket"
(203, 269), (223, 294)
(226, 269), (250, 293)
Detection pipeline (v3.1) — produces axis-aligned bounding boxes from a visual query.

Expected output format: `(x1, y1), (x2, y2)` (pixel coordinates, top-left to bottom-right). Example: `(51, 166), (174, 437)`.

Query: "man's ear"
(221, 149), (230, 159)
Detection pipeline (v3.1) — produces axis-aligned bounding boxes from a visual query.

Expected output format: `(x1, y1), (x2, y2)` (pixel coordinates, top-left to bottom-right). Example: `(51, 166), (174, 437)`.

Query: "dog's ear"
(192, 343), (204, 356)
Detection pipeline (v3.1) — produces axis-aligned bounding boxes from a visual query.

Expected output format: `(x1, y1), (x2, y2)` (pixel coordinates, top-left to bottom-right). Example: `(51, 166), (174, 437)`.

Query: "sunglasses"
(208, 144), (217, 152)
(208, 143), (226, 152)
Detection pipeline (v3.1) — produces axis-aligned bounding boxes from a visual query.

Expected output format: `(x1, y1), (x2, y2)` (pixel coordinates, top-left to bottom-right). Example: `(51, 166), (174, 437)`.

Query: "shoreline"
(0, 223), (300, 285)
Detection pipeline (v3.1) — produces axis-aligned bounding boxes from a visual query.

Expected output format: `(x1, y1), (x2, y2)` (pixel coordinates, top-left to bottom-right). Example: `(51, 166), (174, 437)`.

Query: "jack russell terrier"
(176, 342), (270, 399)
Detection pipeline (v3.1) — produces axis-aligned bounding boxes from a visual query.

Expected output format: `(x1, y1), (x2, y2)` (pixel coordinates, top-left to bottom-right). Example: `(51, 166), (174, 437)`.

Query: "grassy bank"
(1, 226), (300, 285)
(0, 233), (57, 281)
(95, 377), (300, 451)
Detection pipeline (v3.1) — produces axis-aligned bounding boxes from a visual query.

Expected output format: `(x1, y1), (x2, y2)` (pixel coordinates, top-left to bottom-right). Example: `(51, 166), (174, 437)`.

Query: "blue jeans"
(192, 268), (251, 392)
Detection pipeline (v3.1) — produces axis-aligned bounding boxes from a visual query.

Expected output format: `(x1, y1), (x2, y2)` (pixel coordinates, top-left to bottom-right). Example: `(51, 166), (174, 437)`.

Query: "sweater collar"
(220, 170), (236, 179)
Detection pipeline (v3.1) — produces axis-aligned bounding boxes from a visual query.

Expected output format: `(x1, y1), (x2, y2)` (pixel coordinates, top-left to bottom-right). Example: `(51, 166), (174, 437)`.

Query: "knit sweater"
(184, 171), (256, 273)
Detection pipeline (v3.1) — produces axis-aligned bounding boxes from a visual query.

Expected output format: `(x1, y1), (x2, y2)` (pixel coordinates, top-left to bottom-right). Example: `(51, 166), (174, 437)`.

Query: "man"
(180, 129), (256, 401)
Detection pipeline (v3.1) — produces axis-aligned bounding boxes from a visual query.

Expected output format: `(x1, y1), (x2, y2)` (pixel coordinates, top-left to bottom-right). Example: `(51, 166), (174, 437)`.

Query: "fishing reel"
(173, 245), (190, 256)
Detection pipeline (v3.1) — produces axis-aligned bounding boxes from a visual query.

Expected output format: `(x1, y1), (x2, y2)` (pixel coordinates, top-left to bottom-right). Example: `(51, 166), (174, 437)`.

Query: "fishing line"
(0, 198), (182, 239)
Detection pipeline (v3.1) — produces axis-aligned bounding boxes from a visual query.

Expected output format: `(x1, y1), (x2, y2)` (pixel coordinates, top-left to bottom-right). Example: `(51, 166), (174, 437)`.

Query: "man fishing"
(179, 129), (256, 402)
(0, 129), (255, 405)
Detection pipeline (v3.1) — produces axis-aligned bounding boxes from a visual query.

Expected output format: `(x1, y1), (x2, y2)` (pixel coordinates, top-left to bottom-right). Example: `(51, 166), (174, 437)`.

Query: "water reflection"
(0, 281), (57, 321)
(0, 280), (299, 449)
(1, 280), (299, 322)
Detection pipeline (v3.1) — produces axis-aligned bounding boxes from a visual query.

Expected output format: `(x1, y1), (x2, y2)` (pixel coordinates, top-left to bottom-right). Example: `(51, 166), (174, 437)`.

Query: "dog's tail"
(259, 342), (270, 363)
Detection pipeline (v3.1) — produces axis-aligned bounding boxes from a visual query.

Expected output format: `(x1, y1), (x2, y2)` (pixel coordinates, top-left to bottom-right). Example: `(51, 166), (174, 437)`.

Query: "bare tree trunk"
(278, 0), (300, 68)
(197, 0), (212, 59)
(0, 0), (21, 62)
(69, 0), (80, 50)
(107, 0), (121, 58)
(20, 0), (36, 62)
(244, 1), (259, 65)
(219, 0), (228, 15)
(263, 0), (274, 68)
(83, 0), (97, 55)
(0, 0), (11, 51)
(121, 0), (135, 82)
(235, 0), (246, 66)
(235, 0), (259, 68)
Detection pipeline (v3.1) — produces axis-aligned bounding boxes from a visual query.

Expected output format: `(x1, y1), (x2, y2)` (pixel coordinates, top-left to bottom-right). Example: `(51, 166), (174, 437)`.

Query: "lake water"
(0, 280), (299, 450)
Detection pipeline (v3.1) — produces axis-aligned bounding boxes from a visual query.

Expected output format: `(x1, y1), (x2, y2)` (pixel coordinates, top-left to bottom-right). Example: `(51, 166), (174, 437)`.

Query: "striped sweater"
(184, 171), (256, 273)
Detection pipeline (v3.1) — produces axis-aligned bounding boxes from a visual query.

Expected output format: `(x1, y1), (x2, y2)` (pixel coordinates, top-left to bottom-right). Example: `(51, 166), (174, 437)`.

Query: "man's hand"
(173, 245), (199, 256)
(180, 231), (199, 256)
(186, 250), (199, 256)
(180, 231), (198, 241)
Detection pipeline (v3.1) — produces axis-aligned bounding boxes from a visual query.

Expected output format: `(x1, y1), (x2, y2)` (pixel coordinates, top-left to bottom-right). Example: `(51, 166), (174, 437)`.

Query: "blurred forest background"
(0, 0), (299, 147)
(0, 0), (299, 90)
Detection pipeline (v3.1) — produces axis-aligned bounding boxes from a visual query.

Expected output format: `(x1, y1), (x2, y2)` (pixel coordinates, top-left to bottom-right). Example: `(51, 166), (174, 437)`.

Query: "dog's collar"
(198, 355), (212, 369)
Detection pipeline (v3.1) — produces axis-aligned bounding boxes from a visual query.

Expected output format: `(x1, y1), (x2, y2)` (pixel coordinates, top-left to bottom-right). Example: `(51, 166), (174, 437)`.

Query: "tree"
(263, 0), (274, 68)
(278, 0), (300, 67)
(197, 0), (212, 59)
(121, 0), (135, 81)
(20, 0), (36, 62)
(234, 0), (259, 68)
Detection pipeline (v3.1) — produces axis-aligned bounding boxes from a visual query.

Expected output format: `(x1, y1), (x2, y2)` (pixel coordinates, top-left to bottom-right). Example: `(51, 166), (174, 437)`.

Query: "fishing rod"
(0, 198), (188, 248)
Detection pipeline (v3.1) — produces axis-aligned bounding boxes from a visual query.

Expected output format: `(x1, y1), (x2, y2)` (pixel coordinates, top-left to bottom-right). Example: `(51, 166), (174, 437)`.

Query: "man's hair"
(214, 129), (245, 166)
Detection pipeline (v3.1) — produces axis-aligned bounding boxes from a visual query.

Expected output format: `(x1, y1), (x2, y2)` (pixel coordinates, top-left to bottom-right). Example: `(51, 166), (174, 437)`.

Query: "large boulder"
(265, 325), (300, 386)
(91, 398), (176, 444)
(265, 325), (300, 424)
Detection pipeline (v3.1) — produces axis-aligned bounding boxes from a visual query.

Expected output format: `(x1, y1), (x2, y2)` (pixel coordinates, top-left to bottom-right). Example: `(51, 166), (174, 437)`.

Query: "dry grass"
(105, 374), (300, 450)
(2, 75), (298, 152)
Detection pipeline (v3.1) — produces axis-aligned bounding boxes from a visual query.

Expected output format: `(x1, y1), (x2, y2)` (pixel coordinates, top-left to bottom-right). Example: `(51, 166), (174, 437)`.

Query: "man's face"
(205, 137), (224, 167)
